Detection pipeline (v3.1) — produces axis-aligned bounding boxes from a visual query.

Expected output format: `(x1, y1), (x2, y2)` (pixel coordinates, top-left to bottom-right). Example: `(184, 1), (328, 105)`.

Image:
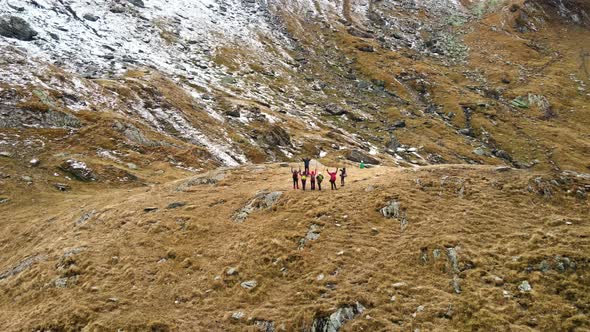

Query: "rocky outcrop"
(233, 191), (283, 223)
(0, 106), (81, 129)
(0, 16), (37, 41)
(310, 302), (365, 332)
(346, 150), (380, 165)
(59, 160), (97, 182)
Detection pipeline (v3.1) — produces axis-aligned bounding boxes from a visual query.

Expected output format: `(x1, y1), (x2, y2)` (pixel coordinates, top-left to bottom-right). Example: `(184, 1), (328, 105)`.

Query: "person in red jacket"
(326, 168), (339, 190)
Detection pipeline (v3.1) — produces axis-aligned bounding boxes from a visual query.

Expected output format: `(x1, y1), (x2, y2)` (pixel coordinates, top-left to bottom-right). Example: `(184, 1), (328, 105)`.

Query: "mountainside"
(1, 0), (589, 330)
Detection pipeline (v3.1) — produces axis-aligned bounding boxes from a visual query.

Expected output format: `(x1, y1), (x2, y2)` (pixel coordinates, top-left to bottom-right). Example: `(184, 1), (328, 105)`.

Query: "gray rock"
(126, 163), (138, 170)
(0, 255), (46, 280)
(473, 147), (486, 156)
(54, 183), (71, 191)
(346, 150), (380, 165)
(128, 0), (145, 8)
(233, 191), (283, 223)
(299, 224), (321, 248)
(0, 16), (37, 41)
(29, 159), (41, 167)
(166, 202), (186, 209)
(226, 267), (238, 276)
(0, 106), (81, 129)
(83, 13), (100, 21)
(310, 302), (365, 332)
(231, 311), (245, 320)
(446, 247), (459, 273)
(386, 135), (401, 152)
(21, 175), (33, 182)
(76, 210), (96, 226)
(451, 275), (462, 294)
(324, 104), (348, 116)
(518, 280), (532, 292)
(380, 200), (401, 219)
(59, 160), (97, 182)
(0, 151), (12, 158)
(0, 198), (9, 204)
(254, 320), (276, 332)
(240, 280), (258, 290)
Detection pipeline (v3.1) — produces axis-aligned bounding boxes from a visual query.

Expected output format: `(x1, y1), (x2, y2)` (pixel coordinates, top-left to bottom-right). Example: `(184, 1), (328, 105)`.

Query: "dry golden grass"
(0, 162), (588, 331)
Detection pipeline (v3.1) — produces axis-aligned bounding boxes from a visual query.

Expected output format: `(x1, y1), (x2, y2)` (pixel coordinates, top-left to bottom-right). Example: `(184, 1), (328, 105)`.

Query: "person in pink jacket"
(326, 168), (339, 190)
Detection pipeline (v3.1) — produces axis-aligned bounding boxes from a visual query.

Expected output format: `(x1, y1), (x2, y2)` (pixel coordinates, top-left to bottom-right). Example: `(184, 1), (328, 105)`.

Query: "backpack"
(316, 174), (324, 182)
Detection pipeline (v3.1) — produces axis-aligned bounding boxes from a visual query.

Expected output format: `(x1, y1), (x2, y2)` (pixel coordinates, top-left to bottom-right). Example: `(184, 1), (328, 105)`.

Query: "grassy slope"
(0, 163), (588, 331)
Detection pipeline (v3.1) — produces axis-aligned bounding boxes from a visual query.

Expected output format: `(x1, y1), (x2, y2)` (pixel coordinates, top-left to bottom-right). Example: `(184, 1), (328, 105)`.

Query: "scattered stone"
(392, 120), (406, 128)
(0, 16), (37, 41)
(495, 166), (512, 172)
(231, 311), (245, 320)
(21, 176), (33, 183)
(233, 191), (283, 223)
(0, 198), (9, 204)
(446, 247), (459, 273)
(0, 254), (46, 280)
(310, 302), (365, 332)
(518, 280), (532, 292)
(166, 202), (186, 209)
(54, 183), (71, 191)
(29, 159), (40, 167)
(451, 275), (462, 294)
(371, 227), (379, 235)
(75, 210), (96, 226)
(83, 13), (99, 21)
(392, 282), (407, 289)
(226, 267), (238, 276)
(380, 200), (401, 219)
(144, 207), (158, 212)
(126, 163), (138, 170)
(0, 151), (12, 158)
(317, 274), (325, 281)
(356, 45), (375, 52)
(254, 320), (276, 332)
(473, 147), (486, 156)
(240, 280), (258, 290)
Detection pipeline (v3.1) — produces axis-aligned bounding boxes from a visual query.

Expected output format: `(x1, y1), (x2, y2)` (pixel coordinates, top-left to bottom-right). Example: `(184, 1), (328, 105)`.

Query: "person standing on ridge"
(340, 167), (347, 187)
(309, 169), (317, 190)
(301, 170), (308, 191)
(302, 157), (311, 174)
(326, 168), (339, 190)
(291, 167), (300, 190)
(316, 171), (324, 191)
(360, 161), (365, 169)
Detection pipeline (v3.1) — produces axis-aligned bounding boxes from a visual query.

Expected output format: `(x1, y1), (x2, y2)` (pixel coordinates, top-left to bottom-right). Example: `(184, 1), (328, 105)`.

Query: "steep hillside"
(1, 0), (589, 330)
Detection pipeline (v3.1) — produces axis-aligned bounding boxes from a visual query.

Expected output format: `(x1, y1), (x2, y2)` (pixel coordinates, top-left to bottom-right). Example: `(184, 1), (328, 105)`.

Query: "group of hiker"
(291, 158), (347, 191)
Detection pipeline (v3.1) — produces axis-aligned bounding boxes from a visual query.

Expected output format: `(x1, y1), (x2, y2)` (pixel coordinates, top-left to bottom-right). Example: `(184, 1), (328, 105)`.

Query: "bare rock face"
(0, 106), (81, 129)
(0, 16), (37, 41)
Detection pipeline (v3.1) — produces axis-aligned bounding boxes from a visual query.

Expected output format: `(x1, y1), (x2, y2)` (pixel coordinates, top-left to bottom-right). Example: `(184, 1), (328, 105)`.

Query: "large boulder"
(0, 16), (37, 41)
(59, 160), (97, 182)
(346, 150), (380, 165)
